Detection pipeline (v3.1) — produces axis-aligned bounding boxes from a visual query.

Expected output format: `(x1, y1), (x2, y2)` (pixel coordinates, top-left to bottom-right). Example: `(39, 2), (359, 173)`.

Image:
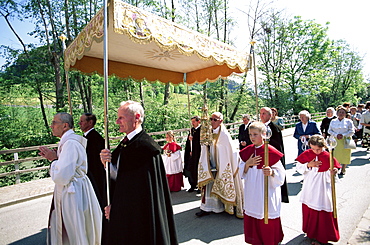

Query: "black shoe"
(188, 187), (195, 192)
(195, 210), (210, 217)
(196, 189), (201, 194)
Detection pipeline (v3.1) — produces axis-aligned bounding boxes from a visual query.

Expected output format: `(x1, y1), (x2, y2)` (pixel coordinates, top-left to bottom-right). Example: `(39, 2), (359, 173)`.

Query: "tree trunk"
(76, 74), (88, 112)
(229, 74), (247, 121)
(37, 84), (52, 137)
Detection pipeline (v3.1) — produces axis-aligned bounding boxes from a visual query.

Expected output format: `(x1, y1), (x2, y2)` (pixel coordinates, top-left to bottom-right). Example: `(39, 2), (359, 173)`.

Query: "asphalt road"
(1, 130), (369, 245)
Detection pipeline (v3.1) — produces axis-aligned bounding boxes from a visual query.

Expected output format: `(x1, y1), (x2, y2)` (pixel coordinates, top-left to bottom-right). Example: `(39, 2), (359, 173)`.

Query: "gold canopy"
(64, 0), (251, 84)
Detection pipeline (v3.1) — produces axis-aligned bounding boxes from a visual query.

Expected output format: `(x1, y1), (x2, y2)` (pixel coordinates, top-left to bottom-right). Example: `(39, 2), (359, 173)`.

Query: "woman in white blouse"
(328, 106), (355, 175)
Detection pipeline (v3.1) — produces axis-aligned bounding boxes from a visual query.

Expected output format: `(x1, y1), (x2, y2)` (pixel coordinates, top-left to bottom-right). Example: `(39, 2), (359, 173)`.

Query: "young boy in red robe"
(239, 121), (285, 245)
(162, 131), (183, 192)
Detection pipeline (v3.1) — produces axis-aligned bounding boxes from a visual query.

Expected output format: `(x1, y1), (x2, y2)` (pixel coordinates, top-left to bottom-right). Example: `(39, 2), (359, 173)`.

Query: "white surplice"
(296, 161), (334, 212)
(239, 156), (285, 219)
(49, 129), (102, 245)
(162, 150), (183, 174)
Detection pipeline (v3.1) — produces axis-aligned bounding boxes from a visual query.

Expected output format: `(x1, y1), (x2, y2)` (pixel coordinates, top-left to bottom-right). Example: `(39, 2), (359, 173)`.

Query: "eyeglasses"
(209, 118), (220, 122)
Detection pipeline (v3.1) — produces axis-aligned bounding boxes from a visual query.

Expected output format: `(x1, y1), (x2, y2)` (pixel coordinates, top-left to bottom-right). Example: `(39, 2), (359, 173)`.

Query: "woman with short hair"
(293, 110), (321, 156)
(328, 106), (355, 176)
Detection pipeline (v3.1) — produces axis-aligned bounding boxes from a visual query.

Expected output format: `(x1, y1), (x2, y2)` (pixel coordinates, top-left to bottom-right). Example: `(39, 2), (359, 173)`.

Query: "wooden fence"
(0, 112), (326, 185)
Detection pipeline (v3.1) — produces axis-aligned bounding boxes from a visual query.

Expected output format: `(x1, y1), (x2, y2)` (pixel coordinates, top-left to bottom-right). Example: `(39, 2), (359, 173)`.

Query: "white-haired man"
(196, 112), (244, 218)
(100, 101), (178, 245)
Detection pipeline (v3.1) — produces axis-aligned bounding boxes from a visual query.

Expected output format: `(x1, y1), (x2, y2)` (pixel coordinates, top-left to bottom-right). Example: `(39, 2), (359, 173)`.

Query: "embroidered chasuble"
(198, 124), (244, 218)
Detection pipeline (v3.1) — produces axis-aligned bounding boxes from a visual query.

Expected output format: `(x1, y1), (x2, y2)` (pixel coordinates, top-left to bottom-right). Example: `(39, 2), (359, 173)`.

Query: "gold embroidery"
(64, 0), (250, 72)
(212, 163), (236, 200)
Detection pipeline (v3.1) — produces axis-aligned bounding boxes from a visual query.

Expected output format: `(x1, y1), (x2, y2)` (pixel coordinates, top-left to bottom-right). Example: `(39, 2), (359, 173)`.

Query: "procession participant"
(196, 112), (243, 218)
(162, 131), (183, 192)
(239, 121), (285, 245)
(79, 113), (108, 244)
(39, 112), (102, 245)
(100, 100), (178, 245)
(360, 101), (370, 150)
(79, 113), (106, 208)
(238, 114), (252, 150)
(184, 116), (201, 193)
(350, 107), (362, 144)
(320, 107), (336, 139)
(296, 135), (341, 245)
(259, 107), (289, 203)
(293, 110), (321, 156)
(328, 106), (355, 176)
(271, 107), (285, 131)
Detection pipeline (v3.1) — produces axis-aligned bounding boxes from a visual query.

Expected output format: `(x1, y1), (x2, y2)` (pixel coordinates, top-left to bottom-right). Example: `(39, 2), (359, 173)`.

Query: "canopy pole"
(184, 73), (192, 152)
(250, 40), (259, 120)
(59, 34), (72, 115)
(103, 0), (111, 208)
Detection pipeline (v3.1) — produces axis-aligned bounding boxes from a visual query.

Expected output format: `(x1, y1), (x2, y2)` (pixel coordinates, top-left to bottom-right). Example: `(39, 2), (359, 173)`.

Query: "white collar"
(126, 125), (143, 141)
(84, 128), (94, 136)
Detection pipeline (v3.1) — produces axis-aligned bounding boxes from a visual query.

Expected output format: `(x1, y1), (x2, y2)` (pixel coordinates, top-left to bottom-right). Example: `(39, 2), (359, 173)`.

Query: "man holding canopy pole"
(100, 100), (178, 245)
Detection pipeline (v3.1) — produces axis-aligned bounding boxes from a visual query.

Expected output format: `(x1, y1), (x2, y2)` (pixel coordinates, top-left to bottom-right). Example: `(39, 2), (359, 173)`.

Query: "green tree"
(257, 14), (332, 114)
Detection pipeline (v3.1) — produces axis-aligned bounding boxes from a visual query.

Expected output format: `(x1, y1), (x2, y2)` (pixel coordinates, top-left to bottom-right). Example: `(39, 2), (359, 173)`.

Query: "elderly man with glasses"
(196, 112), (243, 218)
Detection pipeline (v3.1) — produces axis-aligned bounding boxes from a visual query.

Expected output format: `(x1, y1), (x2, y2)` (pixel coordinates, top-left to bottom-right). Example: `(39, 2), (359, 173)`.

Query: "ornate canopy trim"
(64, 0), (251, 84)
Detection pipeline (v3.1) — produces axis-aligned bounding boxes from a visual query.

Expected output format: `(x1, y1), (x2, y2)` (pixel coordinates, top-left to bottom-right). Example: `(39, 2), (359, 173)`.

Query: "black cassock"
(109, 130), (178, 245)
(184, 126), (201, 190)
(267, 122), (289, 203)
(85, 128), (108, 244)
(238, 123), (252, 150)
(85, 129), (106, 209)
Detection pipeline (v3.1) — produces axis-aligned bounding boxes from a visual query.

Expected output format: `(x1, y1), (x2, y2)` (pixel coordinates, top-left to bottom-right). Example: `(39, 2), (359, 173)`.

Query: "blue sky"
(1, 0), (369, 76)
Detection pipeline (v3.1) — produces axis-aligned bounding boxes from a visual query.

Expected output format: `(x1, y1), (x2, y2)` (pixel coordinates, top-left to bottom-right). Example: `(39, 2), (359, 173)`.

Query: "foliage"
(256, 13), (366, 114)
(0, 0), (369, 186)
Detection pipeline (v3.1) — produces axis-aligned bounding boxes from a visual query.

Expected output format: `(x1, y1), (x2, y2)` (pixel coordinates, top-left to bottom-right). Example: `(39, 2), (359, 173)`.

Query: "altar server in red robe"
(162, 131), (183, 192)
(239, 121), (285, 245)
(296, 135), (340, 245)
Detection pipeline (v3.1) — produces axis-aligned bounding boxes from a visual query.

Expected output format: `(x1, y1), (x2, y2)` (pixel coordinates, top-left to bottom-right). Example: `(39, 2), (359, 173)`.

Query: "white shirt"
(328, 118), (355, 138)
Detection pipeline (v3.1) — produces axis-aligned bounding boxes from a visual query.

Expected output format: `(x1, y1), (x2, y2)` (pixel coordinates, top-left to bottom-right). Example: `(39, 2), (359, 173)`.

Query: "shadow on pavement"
(284, 233), (311, 245)
(287, 182), (302, 196)
(171, 189), (201, 205)
(353, 229), (370, 244)
(351, 150), (368, 157)
(9, 228), (47, 245)
(175, 208), (244, 244)
(285, 162), (296, 170)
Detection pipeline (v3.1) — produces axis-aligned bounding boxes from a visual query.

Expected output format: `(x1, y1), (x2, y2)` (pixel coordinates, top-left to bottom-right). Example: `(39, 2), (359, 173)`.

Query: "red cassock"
(239, 144), (285, 245)
(163, 142), (183, 192)
(296, 149), (341, 243)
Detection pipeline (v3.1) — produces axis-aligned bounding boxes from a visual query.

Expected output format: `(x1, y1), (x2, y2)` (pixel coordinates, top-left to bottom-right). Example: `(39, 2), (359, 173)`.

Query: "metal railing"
(0, 112), (326, 185)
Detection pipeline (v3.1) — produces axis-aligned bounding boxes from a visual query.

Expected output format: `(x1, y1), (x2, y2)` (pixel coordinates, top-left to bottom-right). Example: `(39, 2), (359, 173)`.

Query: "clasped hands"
(38, 146), (57, 162)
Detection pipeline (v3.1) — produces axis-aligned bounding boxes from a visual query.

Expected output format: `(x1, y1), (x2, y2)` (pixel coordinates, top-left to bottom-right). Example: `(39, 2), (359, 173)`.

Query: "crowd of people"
(37, 100), (370, 245)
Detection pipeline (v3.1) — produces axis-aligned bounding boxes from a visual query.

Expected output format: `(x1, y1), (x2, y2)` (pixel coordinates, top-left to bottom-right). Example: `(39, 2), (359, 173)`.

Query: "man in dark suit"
(79, 113), (106, 208)
(79, 113), (108, 244)
(100, 101), (178, 245)
(260, 107), (289, 203)
(184, 116), (201, 192)
(238, 114), (252, 150)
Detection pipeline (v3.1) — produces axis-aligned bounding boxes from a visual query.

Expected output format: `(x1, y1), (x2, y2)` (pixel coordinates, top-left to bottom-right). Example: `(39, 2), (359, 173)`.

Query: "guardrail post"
(14, 153), (20, 184)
